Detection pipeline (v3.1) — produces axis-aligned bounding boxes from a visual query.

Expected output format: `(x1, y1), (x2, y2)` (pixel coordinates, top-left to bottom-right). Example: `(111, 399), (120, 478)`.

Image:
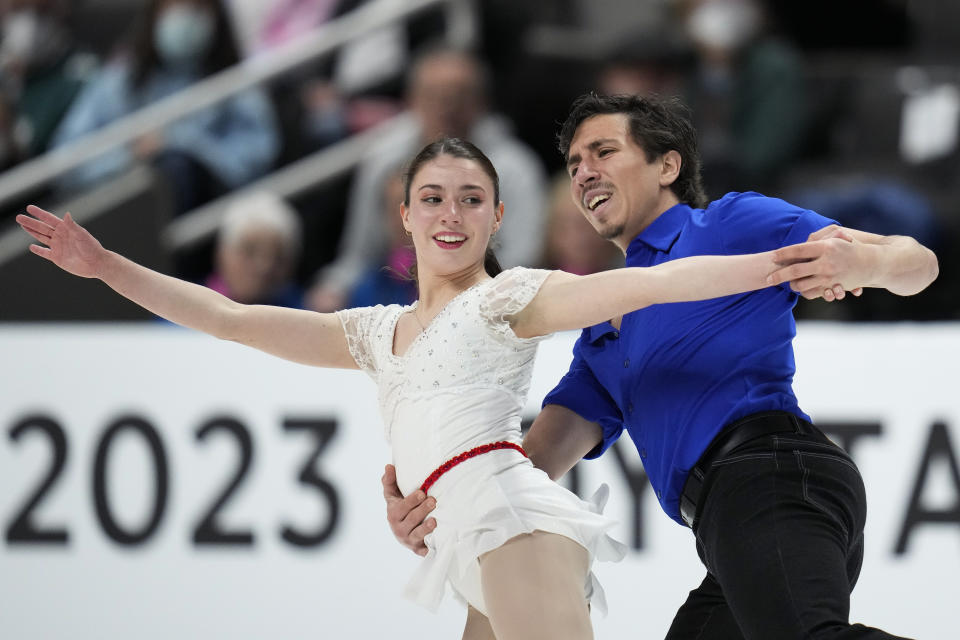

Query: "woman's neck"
(416, 264), (489, 314)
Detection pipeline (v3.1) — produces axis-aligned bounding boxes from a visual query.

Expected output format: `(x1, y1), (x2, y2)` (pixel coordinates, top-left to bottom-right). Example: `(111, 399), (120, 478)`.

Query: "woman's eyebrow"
(416, 184), (487, 192)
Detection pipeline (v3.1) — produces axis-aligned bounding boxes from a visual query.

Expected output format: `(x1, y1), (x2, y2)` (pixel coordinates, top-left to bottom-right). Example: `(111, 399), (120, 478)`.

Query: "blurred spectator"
(0, 0), (95, 163)
(206, 190), (304, 307)
(244, 0), (406, 159)
(306, 45), (548, 312)
(253, 0), (342, 54)
(346, 169), (416, 308)
(250, 0), (351, 154)
(539, 171), (621, 275)
(677, 0), (807, 197)
(240, 0), (454, 163)
(51, 0), (279, 215)
(595, 33), (692, 98)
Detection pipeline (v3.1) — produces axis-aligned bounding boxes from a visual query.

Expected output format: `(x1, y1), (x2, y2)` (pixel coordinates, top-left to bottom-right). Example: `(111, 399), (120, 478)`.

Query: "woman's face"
(401, 155), (502, 279)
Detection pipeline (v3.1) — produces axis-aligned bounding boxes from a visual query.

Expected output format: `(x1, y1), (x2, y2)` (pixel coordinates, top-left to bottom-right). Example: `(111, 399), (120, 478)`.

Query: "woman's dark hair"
(402, 137), (503, 278)
(129, 0), (241, 90)
(557, 92), (708, 208)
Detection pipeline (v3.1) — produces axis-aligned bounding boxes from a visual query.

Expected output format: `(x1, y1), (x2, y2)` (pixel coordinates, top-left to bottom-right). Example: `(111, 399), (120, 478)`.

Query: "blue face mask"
(153, 5), (214, 67)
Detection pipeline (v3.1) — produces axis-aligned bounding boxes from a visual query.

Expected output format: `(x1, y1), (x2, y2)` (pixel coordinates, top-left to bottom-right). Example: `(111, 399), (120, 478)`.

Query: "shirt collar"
(584, 321), (619, 344)
(585, 203), (693, 344)
(626, 202), (692, 257)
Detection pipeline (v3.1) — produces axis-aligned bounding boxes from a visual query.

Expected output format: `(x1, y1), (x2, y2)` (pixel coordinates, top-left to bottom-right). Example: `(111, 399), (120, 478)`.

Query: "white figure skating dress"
(337, 267), (626, 615)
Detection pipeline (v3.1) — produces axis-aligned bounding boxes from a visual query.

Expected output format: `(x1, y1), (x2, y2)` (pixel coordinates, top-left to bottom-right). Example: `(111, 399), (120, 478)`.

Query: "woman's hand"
(770, 226), (867, 301)
(16, 205), (107, 279)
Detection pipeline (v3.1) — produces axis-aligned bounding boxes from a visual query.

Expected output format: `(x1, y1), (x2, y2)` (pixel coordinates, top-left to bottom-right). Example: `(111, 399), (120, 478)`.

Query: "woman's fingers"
(25, 204), (62, 227)
(20, 226), (50, 245)
(18, 206), (70, 262)
(28, 244), (52, 259)
(16, 214), (53, 241)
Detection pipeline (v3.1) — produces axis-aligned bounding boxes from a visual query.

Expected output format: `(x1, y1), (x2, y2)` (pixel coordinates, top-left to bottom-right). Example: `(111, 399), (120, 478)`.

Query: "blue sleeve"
(711, 192), (839, 255)
(542, 334), (624, 459)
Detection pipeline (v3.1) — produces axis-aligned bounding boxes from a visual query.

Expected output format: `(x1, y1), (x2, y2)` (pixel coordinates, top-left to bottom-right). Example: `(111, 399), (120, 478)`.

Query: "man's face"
(565, 113), (669, 251)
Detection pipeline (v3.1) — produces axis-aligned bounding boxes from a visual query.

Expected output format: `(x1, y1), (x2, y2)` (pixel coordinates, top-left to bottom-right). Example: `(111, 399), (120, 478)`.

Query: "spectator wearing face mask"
(0, 0), (95, 167)
(51, 0), (279, 215)
(678, 0), (808, 198)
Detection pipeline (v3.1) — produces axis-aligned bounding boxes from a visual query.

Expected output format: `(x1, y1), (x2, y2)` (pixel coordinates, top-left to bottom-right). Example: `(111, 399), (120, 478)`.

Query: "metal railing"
(0, 0), (476, 214)
(161, 114), (409, 251)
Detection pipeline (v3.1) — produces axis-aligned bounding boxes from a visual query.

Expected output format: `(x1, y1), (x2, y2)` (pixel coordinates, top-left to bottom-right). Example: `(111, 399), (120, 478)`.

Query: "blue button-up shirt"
(543, 192), (836, 525)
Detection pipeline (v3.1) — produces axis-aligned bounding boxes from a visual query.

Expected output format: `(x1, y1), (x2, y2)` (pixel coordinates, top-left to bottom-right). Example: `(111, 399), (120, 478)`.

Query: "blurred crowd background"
(0, 0), (956, 322)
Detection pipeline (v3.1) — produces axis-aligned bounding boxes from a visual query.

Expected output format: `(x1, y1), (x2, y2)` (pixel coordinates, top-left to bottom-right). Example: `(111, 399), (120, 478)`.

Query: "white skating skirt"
(402, 448), (627, 616)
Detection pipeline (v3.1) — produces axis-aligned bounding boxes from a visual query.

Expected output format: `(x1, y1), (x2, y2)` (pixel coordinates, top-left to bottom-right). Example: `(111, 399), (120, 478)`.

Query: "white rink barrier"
(1, 323), (958, 639)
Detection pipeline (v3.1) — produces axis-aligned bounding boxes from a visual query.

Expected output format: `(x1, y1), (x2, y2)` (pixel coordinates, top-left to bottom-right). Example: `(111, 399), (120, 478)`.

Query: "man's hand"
(769, 225), (866, 301)
(382, 464), (436, 557)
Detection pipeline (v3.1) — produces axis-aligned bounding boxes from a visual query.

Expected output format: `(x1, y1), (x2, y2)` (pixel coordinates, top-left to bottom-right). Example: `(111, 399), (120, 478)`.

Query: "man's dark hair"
(558, 93), (708, 208)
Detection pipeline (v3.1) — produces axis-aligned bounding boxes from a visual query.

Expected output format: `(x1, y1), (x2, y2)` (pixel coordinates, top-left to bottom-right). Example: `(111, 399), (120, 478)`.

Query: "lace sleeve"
(335, 306), (384, 377)
(478, 267), (554, 341)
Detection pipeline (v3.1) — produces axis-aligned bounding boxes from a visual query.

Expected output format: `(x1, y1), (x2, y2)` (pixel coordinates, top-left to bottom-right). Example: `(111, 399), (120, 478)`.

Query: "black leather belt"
(680, 411), (814, 528)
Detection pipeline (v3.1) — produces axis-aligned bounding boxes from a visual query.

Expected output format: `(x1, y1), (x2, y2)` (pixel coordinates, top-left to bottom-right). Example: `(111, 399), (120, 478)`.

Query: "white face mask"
(153, 4), (215, 67)
(686, 0), (760, 52)
(0, 10), (68, 69)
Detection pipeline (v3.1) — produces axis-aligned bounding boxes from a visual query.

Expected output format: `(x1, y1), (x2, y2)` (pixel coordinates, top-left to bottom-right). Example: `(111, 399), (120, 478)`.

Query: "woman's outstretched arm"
(512, 250), (783, 338)
(17, 205), (357, 369)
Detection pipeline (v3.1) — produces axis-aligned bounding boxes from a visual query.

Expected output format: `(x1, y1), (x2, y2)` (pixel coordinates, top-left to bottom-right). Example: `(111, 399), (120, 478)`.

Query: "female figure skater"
(18, 138), (787, 640)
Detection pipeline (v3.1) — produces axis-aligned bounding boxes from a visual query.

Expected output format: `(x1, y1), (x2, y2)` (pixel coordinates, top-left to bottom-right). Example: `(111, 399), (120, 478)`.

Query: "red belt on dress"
(419, 441), (527, 494)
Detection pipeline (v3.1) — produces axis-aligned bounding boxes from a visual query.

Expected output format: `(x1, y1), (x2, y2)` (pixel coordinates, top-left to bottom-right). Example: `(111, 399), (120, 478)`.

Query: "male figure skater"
(385, 93), (938, 638)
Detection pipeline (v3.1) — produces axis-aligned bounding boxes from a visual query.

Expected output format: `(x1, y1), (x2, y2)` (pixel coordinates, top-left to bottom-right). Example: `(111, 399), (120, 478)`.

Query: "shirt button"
(657, 490), (663, 500)
(628, 403), (634, 413)
(640, 448), (646, 458)
(623, 359), (630, 368)
(612, 331), (619, 339)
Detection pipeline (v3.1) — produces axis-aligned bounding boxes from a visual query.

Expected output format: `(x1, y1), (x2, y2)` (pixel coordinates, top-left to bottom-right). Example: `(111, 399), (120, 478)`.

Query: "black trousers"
(666, 420), (913, 640)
